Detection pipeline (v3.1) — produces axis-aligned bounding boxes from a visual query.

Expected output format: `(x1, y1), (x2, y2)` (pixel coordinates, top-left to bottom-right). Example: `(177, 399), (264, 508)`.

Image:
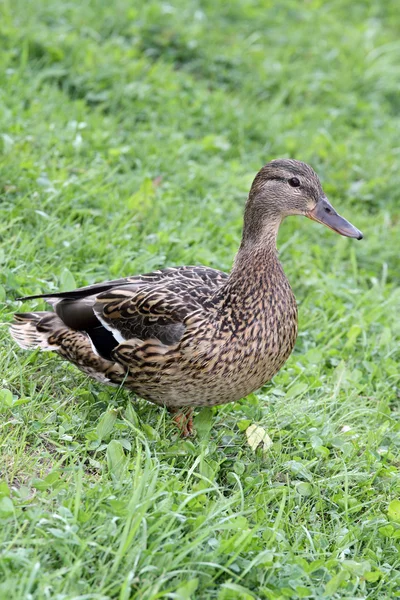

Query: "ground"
(0, 0), (400, 598)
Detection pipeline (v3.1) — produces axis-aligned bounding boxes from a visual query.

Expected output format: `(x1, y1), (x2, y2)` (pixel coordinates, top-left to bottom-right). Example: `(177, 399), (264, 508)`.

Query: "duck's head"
(243, 159), (363, 244)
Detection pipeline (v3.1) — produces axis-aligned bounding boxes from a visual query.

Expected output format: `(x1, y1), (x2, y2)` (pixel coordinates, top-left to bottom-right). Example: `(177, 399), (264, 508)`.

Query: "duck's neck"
(215, 221), (289, 313)
(239, 187), (283, 251)
(231, 216), (282, 282)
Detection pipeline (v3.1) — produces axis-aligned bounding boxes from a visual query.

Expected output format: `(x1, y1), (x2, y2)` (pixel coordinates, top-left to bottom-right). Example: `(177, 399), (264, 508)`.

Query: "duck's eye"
(288, 177), (300, 188)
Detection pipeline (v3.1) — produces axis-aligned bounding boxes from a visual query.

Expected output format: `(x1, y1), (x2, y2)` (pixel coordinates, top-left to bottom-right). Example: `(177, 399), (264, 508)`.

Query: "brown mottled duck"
(10, 159), (362, 436)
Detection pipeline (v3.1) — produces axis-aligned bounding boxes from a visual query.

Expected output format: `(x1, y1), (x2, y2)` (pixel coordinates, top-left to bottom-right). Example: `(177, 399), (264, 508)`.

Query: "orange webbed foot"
(170, 407), (194, 437)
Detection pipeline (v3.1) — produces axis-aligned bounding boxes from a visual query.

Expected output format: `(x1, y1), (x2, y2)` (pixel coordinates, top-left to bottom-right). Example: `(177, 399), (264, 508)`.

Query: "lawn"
(1, 0), (400, 598)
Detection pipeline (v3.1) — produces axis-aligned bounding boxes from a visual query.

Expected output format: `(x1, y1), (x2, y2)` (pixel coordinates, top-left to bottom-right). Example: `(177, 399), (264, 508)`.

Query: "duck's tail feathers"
(10, 312), (65, 351)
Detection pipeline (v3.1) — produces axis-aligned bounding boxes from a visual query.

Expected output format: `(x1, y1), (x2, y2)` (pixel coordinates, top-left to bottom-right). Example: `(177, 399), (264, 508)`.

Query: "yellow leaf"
(245, 424), (273, 453)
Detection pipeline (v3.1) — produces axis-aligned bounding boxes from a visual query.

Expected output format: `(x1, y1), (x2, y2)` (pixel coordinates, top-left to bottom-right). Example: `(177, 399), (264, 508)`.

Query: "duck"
(10, 159), (363, 436)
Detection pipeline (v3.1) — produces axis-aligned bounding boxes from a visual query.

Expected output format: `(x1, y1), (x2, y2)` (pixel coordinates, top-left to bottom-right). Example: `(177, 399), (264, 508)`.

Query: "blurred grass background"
(0, 1), (399, 598)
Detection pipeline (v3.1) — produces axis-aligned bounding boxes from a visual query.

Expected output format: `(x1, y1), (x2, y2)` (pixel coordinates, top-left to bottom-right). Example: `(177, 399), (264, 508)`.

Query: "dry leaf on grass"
(246, 424), (273, 453)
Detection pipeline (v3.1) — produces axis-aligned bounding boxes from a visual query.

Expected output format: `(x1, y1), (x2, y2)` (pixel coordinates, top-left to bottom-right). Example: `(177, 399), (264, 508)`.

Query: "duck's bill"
(306, 196), (363, 240)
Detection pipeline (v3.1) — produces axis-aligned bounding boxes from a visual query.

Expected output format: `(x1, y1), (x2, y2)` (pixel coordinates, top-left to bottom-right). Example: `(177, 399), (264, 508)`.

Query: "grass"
(1, 0), (400, 597)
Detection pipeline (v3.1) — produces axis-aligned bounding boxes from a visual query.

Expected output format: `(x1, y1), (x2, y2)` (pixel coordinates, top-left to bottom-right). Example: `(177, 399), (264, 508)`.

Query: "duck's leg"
(169, 407), (194, 437)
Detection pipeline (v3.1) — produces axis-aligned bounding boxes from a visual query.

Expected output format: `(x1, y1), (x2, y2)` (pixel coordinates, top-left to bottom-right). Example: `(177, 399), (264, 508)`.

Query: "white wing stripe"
(96, 313), (126, 344)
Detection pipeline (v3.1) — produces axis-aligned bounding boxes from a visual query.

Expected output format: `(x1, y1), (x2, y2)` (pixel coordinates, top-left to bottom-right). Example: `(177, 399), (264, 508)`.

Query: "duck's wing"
(17, 266), (228, 360)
